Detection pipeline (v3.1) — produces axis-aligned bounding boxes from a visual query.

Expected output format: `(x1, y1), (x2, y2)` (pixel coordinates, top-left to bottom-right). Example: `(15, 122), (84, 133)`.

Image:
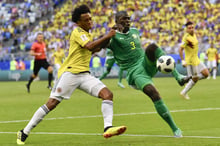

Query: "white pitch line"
(0, 132), (220, 139)
(0, 107), (220, 124)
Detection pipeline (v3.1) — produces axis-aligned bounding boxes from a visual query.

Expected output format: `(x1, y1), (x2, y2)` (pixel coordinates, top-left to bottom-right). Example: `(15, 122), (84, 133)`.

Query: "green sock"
(99, 72), (109, 80)
(171, 69), (183, 81)
(118, 69), (123, 83)
(154, 99), (178, 132)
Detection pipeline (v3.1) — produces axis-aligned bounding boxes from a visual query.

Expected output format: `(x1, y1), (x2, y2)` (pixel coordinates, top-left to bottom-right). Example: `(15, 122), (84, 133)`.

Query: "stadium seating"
(0, 0), (220, 70)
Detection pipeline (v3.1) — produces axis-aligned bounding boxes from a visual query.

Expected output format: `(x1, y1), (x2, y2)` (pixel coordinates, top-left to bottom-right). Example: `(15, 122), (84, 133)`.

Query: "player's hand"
(107, 29), (116, 38)
(112, 24), (124, 32)
(181, 60), (186, 67)
(36, 53), (41, 56)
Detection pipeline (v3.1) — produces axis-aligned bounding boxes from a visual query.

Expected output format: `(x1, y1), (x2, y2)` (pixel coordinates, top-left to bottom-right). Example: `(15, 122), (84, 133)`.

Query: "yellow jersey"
(52, 50), (65, 66)
(58, 26), (92, 77)
(180, 33), (200, 65)
(206, 47), (217, 61)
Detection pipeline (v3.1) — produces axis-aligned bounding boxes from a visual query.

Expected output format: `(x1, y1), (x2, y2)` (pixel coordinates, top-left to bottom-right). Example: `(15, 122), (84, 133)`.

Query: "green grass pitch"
(0, 77), (220, 146)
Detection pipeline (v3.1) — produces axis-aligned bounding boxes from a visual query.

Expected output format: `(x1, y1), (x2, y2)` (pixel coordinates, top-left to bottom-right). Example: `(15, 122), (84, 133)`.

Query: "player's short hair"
(72, 5), (91, 23)
(37, 32), (43, 36)
(115, 11), (128, 23)
(185, 21), (193, 27)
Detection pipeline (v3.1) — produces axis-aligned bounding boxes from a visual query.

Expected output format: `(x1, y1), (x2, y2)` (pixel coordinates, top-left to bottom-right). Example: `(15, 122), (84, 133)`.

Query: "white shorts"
(50, 72), (106, 101)
(186, 62), (207, 76)
(207, 60), (217, 68)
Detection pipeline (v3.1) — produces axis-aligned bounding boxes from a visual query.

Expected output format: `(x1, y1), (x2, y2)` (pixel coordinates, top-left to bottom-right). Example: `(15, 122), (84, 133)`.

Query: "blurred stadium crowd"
(0, 0), (220, 69)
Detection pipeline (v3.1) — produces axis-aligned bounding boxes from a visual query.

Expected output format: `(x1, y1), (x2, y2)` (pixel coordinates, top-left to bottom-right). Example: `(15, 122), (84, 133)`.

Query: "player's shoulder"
(31, 41), (39, 48)
(70, 26), (87, 39)
(182, 33), (190, 40)
(72, 26), (86, 35)
(130, 27), (139, 32)
(183, 33), (190, 38)
(72, 26), (81, 33)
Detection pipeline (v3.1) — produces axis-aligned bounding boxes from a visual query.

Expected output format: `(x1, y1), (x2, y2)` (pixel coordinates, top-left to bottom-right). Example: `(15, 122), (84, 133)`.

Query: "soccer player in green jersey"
(108, 11), (191, 137)
(99, 48), (125, 88)
(16, 5), (126, 145)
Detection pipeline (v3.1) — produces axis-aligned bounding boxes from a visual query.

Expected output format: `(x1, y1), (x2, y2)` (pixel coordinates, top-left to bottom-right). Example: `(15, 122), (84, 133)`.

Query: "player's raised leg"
(145, 43), (191, 86)
(143, 84), (182, 137)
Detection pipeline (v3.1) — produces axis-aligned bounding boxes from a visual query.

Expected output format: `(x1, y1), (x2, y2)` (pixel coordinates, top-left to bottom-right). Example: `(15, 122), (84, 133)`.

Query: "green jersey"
(108, 28), (144, 70)
(106, 48), (114, 57)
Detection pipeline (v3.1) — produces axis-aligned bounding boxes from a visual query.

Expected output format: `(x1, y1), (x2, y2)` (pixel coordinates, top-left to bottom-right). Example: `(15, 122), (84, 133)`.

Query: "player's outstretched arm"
(84, 29), (116, 52)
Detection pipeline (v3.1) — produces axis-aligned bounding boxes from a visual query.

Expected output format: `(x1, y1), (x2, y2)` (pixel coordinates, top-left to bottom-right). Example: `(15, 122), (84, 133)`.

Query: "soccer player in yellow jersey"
(206, 42), (218, 79)
(51, 47), (65, 83)
(17, 5), (126, 145)
(179, 21), (209, 99)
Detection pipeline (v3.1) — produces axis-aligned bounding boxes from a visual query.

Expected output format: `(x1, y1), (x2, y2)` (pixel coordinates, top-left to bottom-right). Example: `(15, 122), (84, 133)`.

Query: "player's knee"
(143, 85), (161, 102)
(103, 91), (113, 100)
(145, 43), (158, 62)
(202, 69), (210, 78)
(48, 66), (53, 73)
(99, 87), (113, 100)
(204, 72), (209, 78)
(145, 43), (158, 51)
(106, 68), (111, 73)
(31, 74), (37, 78)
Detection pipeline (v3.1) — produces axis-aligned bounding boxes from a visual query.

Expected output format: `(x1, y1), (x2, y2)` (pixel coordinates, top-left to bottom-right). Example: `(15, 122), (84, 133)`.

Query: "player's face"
(78, 13), (93, 32)
(37, 34), (44, 43)
(117, 15), (131, 32)
(186, 24), (194, 35)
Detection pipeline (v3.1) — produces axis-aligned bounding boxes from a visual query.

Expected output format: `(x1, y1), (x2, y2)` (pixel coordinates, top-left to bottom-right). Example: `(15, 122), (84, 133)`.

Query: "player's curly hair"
(72, 5), (91, 23)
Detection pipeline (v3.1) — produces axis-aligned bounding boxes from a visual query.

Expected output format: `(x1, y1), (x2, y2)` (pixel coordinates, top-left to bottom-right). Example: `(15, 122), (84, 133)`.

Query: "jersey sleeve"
(180, 35), (188, 48)
(31, 42), (37, 51)
(108, 38), (114, 50)
(206, 49), (209, 54)
(130, 28), (140, 36)
(72, 28), (91, 47)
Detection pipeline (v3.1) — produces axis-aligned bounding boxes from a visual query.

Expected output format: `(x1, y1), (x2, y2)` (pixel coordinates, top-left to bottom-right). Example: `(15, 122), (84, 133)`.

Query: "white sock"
(181, 79), (195, 95)
(213, 69), (217, 79)
(23, 105), (50, 135)
(102, 100), (113, 129)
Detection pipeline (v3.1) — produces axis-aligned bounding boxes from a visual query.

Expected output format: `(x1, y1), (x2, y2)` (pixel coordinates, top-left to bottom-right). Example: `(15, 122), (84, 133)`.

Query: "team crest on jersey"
(132, 34), (138, 39)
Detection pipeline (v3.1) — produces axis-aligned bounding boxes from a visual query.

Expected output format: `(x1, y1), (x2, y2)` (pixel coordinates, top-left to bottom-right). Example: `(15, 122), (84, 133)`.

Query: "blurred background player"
(179, 21), (209, 99)
(26, 33), (53, 92)
(51, 47), (65, 83)
(99, 48), (125, 88)
(199, 51), (206, 64)
(206, 42), (218, 79)
(92, 53), (101, 77)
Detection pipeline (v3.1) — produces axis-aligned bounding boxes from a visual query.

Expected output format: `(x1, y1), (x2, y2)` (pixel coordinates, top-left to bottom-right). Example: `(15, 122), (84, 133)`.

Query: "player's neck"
(123, 28), (129, 33)
(187, 32), (194, 36)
